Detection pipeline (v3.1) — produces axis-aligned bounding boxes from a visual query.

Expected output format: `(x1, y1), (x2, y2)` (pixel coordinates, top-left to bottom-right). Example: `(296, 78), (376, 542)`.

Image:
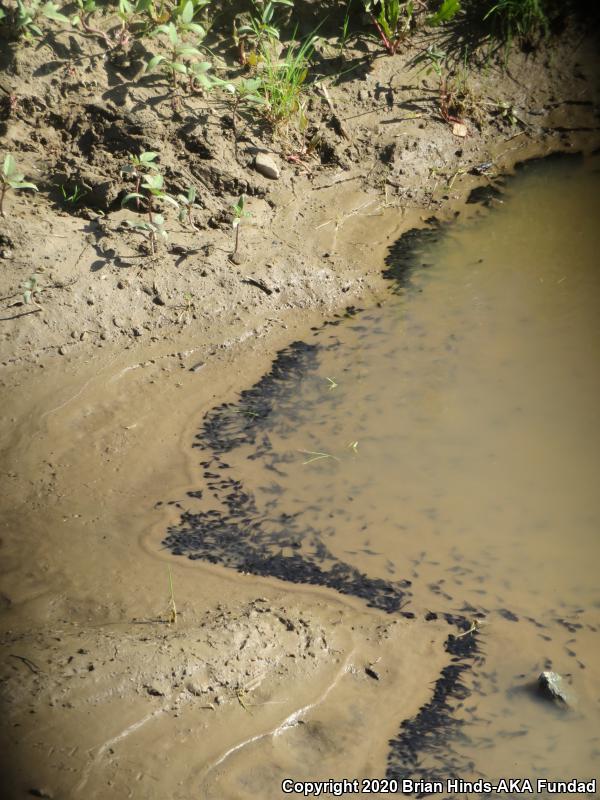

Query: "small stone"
(229, 252), (243, 266)
(113, 317), (124, 328)
(58, 346), (66, 356)
(538, 671), (571, 704)
(1, 249), (13, 259)
(132, 327), (143, 337)
(358, 88), (369, 102)
(80, 331), (88, 341)
(254, 152), (280, 180)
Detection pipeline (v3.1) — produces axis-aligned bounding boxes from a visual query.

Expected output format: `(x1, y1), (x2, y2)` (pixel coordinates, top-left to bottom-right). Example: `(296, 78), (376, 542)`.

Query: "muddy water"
(168, 156), (600, 790)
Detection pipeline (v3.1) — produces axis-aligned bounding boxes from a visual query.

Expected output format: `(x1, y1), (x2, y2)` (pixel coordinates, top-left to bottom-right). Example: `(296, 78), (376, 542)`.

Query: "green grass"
(484, 0), (550, 42)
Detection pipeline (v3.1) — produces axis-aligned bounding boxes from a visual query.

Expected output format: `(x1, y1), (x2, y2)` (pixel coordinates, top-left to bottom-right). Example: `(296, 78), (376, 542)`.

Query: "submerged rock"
(538, 671), (570, 705)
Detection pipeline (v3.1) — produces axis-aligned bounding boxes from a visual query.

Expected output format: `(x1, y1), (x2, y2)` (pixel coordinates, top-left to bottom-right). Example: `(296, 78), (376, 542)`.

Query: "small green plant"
(413, 45), (463, 127)
(1, 154), (38, 216)
(362, 0), (415, 55)
(121, 150), (159, 208)
(234, 0), (294, 66)
(177, 185), (201, 228)
(22, 274), (43, 305)
(4, 0), (69, 40)
(146, 21), (214, 90)
(426, 0), (461, 27)
(123, 171), (179, 253)
(231, 195), (250, 258)
(226, 77), (265, 157)
(60, 183), (87, 206)
(326, 376), (338, 390)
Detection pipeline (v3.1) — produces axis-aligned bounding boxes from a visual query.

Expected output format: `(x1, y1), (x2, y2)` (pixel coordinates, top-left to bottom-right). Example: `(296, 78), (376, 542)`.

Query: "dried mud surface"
(1, 13), (599, 800)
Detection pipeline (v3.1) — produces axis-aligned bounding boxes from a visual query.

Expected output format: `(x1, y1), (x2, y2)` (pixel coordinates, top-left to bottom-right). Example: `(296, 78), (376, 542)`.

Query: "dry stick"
(316, 82), (351, 140)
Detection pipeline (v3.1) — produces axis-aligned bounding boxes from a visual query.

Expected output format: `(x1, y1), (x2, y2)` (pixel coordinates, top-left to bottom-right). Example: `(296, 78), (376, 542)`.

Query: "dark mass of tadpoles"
(162, 223), (482, 793)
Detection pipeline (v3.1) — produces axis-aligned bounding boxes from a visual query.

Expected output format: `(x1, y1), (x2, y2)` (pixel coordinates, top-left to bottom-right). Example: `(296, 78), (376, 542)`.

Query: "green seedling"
(177, 185), (201, 229)
(171, 0), (210, 37)
(326, 376), (338, 390)
(226, 77), (265, 158)
(167, 566), (177, 624)
(123, 171), (179, 253)
(426, 0), (461, 27)
(146, 22), (212, 89)
(60, 183), (87, 205)
(362, 0), (414, 55)
(5, 0), (69, 40)
(22, 274), (43, 305)
(348, 440), (359, 452)
(234, 0), (294, 66)
(413, 45), (463, 127)
(231, 195), (250, 258)
(338, 0), (353, 57)
(121, 150), (158, 208)
(1, 154), (38, 216)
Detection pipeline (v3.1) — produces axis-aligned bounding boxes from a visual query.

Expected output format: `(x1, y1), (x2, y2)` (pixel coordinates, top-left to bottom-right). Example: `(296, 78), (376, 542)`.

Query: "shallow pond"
(166, 154), (600, 793)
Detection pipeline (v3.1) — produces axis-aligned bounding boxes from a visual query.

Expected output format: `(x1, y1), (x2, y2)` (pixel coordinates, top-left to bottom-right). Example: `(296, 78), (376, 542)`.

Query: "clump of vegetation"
(484, 0), (550, 44)
(361, 0), (415, 55)
(258, 31), (315, 132)
(1, 154), (38, 216)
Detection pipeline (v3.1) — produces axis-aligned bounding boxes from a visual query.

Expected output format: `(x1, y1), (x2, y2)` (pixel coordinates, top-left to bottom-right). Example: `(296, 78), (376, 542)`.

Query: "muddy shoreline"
(1, 16), (600, 799)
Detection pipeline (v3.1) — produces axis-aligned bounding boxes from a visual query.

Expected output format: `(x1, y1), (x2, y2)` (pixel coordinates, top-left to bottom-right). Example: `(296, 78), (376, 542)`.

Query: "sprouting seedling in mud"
(233, 0), (294, 66)
(231, 194), (251, 260)
(225, 78), (266, 159)
(326, 376), (338, 390)
(3, 0), (69, 41)
(1, 154), (38, 216)
(412, 44), (465, 128)
(146, 21), (217, 93)
(59, 183), (87, 206)
(122, 171), (179, 254)
(177, 185), (201, 229)
(361, 0), (414, 55)
(121, 150), (159, 209)
(22, 274), (43, 306)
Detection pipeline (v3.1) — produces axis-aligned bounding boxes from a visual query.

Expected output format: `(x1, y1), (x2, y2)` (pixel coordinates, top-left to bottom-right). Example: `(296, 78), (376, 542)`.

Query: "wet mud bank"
(1, 16), (600, 797)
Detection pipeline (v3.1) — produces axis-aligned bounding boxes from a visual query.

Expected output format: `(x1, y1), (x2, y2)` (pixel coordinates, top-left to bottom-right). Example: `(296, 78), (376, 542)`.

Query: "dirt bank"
(1, 9), (600, 799)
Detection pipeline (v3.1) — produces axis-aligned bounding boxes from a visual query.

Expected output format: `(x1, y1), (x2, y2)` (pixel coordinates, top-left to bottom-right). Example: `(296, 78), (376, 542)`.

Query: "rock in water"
(538, 671), (570, 704)
(254, 153), (280, 180)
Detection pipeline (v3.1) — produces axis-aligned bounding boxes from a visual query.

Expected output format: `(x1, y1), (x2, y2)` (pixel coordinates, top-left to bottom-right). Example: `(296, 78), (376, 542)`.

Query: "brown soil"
(1, 11), (599, 799)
